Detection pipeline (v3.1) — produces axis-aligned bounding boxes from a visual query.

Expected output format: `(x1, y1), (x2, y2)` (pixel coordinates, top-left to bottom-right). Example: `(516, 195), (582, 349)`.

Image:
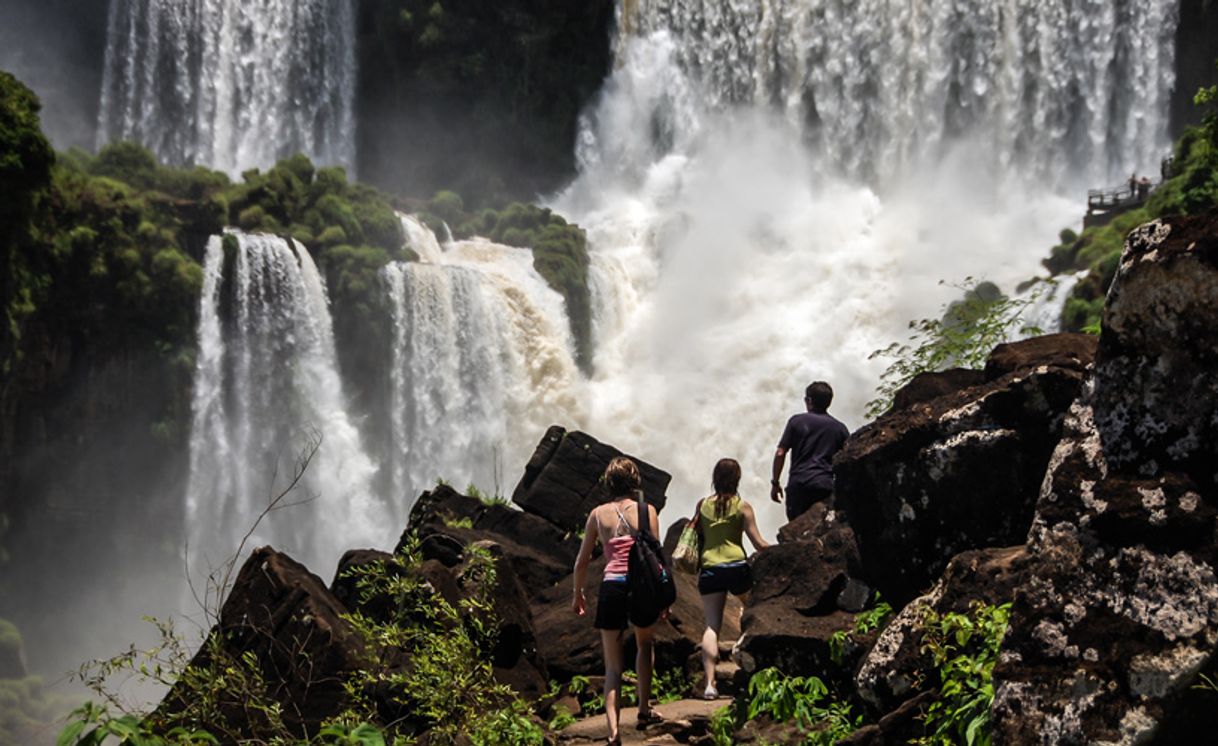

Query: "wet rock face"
(835, 334), (1096, 605)
(511, 425), (671, 533)
(1092, 214), (1218, 488)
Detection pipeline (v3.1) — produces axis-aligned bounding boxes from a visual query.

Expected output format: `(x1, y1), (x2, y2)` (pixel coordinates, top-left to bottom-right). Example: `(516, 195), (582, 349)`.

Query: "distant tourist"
(1138, 175), (1152, 201)
(572, 457), (665, 745)
(695, 458), (769, 700)
(771, 381), (850, 521)
(1129, 172), (1138, 199)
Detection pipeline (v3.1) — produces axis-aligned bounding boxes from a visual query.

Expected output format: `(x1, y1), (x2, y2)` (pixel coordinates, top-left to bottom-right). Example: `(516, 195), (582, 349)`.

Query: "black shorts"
(594, 579), (630, 630)
(698, 561), (753, 596)
(786, 483), (832, 521)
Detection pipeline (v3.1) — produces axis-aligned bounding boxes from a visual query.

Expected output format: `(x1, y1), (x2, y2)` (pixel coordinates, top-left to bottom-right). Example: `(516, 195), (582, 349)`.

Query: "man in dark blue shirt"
(771, 381), (850, 522)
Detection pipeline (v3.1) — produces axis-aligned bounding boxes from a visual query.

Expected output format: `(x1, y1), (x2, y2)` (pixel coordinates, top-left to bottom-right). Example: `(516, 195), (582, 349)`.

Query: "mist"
(0, 0), (108, 150)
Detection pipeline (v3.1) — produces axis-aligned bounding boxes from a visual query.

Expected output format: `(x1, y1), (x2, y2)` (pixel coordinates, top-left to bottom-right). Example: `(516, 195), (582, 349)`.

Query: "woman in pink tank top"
(572, 457), (665, 745)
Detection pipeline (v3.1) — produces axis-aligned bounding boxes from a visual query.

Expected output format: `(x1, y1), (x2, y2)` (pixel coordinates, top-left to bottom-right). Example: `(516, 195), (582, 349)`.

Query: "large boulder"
(835, 333), (1096, 605)
(403, 484), (581, 594)
(991, 216), (1218, 744)
(991, 401), (1218, 743)
(1090, 214), (1218, 487)
(736, 503), (870, 683)
(156, 547), (364, 740)
(511, 425), (672, 533)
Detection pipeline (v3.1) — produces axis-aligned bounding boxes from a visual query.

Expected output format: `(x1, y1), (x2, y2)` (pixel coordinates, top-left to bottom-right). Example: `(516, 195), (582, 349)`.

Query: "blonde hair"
(603, 456), (642, 498)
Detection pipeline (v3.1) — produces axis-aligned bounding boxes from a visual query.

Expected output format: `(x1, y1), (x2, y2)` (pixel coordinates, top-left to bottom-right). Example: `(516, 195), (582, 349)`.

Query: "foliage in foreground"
(59, 539), (545, 746)
(709, 667), (862, 746)
(828, 595), (895, 665)
(914, 602), (1011, 746)
(865, 280), (1042, 418)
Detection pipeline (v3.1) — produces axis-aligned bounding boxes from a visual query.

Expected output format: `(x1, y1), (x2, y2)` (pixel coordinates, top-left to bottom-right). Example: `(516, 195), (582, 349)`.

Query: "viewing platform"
(1084, 157), (1176, 228)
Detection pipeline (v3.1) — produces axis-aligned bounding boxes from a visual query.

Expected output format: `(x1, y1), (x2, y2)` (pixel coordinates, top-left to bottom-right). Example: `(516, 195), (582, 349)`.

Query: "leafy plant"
(331, 539), (544, 745)
(915, 602), (1011, 746)
(866, 281), (1042, 419)
(546, 705), (577, 731)
(740, 668), (862, 745)
(829, 596), (894, 665)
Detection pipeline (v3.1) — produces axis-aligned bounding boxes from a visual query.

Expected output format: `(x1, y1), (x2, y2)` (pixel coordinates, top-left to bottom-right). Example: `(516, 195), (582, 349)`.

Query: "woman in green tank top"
(696, 458), (769, 699)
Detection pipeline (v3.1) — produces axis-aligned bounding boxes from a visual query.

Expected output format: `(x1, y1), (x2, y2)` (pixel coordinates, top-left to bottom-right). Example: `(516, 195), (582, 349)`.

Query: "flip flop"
(636, 709), (665, 729)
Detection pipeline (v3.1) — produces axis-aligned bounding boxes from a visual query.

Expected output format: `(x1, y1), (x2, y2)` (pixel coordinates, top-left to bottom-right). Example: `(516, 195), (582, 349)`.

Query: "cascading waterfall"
(98, 0), (356, 175)
(550, 0), (1180, 536)
(381, 217), (585, 510)
(613, 0), (1178, 187)
(186, 232), (383, 578)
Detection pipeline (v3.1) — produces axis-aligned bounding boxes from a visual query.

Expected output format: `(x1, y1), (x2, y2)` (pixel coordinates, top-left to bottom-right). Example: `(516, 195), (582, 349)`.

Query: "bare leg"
(700, 591), (727, 695)
(601, 629), (625, 742)
(634, 624), (658, 716)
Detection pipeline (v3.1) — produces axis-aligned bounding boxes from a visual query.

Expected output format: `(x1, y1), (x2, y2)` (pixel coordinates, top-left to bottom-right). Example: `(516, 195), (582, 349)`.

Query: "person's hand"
(770, 483), (784, 503)
(572, 588), (586, 616)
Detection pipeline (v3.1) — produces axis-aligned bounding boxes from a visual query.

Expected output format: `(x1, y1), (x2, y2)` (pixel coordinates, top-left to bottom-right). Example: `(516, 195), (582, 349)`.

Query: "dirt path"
(556, 697), (726, 744)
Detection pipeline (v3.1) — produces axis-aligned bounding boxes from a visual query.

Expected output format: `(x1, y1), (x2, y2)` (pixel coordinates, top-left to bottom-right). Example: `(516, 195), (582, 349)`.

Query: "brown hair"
(603, 456), (642, 498)
(711, 458), (741, 517)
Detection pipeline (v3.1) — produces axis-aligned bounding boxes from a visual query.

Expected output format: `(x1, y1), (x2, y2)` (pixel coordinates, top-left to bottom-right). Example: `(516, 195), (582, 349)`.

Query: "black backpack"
(627, 496), (677, 626)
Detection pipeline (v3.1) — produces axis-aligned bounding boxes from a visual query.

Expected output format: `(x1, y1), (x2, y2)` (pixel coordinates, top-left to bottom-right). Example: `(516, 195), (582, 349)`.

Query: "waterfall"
(98, 0), (356, 175)
(186, 232), (383, 579)
(550, 0), (1180, 537)
(382, 217), (585, 510)
(611, 0), (1179, 187)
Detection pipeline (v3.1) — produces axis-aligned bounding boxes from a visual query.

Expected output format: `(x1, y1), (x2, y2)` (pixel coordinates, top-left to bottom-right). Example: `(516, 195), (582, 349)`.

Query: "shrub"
(866, 280), (1043, 418)
(914, 602), (1011, 746)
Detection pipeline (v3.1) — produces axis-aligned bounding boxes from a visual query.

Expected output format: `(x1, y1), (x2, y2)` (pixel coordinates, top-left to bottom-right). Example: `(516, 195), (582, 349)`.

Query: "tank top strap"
(612, 502), (632, 537)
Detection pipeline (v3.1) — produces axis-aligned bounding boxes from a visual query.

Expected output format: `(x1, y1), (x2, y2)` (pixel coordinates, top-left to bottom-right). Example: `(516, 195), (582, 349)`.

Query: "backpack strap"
(635, 494), (652, 538)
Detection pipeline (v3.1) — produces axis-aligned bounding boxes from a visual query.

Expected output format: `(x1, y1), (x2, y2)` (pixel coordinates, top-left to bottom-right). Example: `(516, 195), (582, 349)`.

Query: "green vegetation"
(828, 596), (895, 665)
(415, 193), (594, 371)
(914, 602), (1011, 746)
(1047, 61), (1218, 331)
(865, 281), (1043, 418)
(61, 540), (546, 745)
(707, 668), (861, 746)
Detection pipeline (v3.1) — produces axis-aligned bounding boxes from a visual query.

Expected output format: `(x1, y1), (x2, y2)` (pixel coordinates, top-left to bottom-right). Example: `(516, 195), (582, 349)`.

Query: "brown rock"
(512, 426), (672, 533)
(835, 333), (1093, 606)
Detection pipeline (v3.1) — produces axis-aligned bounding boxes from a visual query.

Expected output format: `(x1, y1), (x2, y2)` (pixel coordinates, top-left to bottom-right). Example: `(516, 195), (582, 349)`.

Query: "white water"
(382, 217), (585, 510)
(186, 233), (383, 582)
(545, 0), (1179, 537)
(98, 0), (356, 175)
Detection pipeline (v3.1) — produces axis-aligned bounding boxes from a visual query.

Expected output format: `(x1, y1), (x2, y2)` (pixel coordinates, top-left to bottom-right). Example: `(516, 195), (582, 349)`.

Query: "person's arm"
(742, 501), (769, 550)
(572, 511), (598, 616)
(771, 447), (787, 503)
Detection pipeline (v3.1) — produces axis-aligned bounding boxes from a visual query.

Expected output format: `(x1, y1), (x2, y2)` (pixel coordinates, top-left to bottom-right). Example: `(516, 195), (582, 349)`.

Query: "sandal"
(606, 737), (621, 746)
(636, 709), (665, 729)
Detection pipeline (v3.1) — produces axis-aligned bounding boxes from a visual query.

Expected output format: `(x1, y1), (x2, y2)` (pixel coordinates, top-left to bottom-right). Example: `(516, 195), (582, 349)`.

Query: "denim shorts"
(698, 560), (753, 596)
